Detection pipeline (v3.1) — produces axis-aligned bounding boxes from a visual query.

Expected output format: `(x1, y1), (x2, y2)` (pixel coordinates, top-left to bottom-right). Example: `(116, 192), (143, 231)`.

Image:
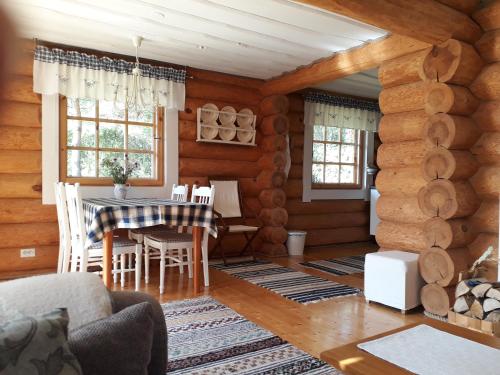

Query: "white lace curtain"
(33, 45), (186, 110)
(304, 91), (380, 132)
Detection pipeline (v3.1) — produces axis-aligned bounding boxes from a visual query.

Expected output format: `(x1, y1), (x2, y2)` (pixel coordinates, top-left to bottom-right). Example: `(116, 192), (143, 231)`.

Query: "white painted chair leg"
(70, 253), (78, 272)
(202, 232), (209, 287)
(186, 248), (193, 279)
(80, 252), (89, 273)
(168, 249), (173, 265)
(159, 248), (166, 295)
(144, 243), (150, 284)
(135, 245), (142, 291)
(113, 254), (118, 284)
(178, 249), (184, 274)
(120, 253), (126, 288)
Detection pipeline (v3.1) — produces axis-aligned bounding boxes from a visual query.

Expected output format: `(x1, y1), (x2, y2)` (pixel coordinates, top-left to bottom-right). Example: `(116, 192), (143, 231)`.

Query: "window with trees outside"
(60, 97), (164, 185)
(312, 125), (364, 189)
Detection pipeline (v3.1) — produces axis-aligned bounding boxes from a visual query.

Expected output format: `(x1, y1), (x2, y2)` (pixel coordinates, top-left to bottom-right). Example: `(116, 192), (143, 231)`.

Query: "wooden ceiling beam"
(261, 35), (430, 96)
(294, 0), (482, 45)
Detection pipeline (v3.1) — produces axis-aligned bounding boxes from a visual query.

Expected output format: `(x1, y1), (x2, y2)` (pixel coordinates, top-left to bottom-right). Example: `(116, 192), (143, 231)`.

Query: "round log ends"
(423, 217), (475, 249)
(256, 170), (287, 189)
(470, 62), (500, 101)
(258, 152), (286, 171)
(260, 242), (288, 257)
(421, 283), (455, 316)
(417, 180), (478, 219)
(260, 135), (287, 152)
(260, 226), (288, 244)
(424, 83), (479, 115)
(473, 1), (500, 32)
(475, 30), (500, 64)
(259, 189), (286, 208)
(260, 114), (289, 136)
(260, 95), (289, 116)
(418, 247), (469, 286)
(419, 39), (483, 86)
(421, 148), (477, 181)
(259, 207), (288, 227)
(423, 113), (479, 149)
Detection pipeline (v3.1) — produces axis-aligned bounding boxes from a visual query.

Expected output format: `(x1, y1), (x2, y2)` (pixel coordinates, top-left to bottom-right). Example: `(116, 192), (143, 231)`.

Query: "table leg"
(102, 231), (113, 288)
(193, 226), (202, 294)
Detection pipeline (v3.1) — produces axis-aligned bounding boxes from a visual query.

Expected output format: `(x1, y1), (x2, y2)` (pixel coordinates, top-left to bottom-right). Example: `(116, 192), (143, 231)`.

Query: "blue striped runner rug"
(300, 255), (367, 276)
(210, 260), (362, 304)
(164, 296), (340, 374)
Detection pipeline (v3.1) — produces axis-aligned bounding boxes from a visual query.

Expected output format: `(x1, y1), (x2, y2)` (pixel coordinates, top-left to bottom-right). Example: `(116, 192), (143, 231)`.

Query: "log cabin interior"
(1, 1), (500, 374)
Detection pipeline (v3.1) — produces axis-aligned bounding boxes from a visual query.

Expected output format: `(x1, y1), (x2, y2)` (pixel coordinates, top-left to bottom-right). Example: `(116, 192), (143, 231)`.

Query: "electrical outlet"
(20, 248), (36, 258)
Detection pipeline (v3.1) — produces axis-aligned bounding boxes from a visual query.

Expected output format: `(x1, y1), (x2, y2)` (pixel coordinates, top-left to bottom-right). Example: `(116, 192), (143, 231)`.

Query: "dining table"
(82, 197), (217, 294)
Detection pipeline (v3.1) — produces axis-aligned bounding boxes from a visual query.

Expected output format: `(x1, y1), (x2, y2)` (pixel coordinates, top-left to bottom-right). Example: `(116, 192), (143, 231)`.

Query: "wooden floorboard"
(115, 241), (426, 360)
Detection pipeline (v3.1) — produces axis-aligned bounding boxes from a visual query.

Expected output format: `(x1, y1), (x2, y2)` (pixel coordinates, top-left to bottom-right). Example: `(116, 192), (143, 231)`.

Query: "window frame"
(59, 96), (164, 186)
(311, 126), (365, 190)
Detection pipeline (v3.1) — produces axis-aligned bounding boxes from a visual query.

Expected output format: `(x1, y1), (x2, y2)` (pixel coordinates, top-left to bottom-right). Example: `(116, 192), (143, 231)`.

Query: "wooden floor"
(114, 241), (425, 361)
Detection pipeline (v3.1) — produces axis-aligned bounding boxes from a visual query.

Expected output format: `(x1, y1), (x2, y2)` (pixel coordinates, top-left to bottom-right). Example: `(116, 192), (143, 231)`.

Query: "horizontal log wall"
(284, 94), (370, 247)
(179, 67), (265, 255)
(0, 44), (58, 277)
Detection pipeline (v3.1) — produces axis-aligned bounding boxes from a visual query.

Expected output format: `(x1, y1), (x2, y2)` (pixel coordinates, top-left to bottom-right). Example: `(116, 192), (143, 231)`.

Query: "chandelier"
(126, 35), (148, 112)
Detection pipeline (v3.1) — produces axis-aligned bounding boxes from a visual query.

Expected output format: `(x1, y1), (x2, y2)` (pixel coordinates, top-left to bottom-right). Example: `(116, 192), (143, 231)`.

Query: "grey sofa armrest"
(110, 291), (167, 375)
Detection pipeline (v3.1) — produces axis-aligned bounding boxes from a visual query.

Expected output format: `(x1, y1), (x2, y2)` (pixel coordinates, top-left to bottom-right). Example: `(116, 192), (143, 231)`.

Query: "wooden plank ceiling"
(5, 0), (387, 79)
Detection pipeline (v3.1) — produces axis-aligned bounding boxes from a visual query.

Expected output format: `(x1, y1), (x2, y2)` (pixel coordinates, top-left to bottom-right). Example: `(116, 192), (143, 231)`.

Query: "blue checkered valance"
(304, 91), (380, 112)
(303, 91), (380, 132)
(33, 45), (186, 110)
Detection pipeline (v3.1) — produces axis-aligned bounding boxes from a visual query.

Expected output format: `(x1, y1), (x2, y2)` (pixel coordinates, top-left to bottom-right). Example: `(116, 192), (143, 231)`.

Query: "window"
(311, 125), (364, 189)
(59, 97), (164, 185)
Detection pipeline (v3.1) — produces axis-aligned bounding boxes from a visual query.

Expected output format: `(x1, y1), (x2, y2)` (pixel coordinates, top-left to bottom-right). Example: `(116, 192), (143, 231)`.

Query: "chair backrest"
(209, 180), (242, 218)
(191, 185), (215, 206)
(65, 183), (87, 251)
(171, 183), (189, 202)
(54, 182), (71, 273)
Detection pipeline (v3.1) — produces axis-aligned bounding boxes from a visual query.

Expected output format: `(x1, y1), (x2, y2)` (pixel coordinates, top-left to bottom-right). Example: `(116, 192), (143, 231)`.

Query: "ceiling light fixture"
(127, 35), (145, 112)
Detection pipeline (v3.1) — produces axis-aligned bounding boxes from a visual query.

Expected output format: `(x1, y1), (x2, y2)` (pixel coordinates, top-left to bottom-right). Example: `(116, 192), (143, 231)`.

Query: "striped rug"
(211, 260), (362, 304)
(300, 255), (367, 276)
(164, 296), (340, 374)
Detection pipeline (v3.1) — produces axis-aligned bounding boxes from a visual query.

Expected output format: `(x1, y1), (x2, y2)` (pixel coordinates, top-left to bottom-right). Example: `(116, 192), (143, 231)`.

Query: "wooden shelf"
(196, 107), (257, 146)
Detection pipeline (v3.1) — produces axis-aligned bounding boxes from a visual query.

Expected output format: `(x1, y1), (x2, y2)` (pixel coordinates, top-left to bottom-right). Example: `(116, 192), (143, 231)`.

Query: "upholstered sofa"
(0, 272), (167, 375)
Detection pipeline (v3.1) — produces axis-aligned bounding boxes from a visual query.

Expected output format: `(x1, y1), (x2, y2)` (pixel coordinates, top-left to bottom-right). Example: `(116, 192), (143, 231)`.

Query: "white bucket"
(286, 230), (307, 256)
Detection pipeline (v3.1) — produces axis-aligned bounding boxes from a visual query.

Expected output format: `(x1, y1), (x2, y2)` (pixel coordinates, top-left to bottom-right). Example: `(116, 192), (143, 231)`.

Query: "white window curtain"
(304, 91), (380, 132)
(33, 45), (186, 110)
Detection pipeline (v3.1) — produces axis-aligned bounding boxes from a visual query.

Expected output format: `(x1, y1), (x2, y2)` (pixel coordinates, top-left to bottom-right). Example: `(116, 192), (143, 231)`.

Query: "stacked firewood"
(257, 95), (290, 256)
(453, 279), (500, 322)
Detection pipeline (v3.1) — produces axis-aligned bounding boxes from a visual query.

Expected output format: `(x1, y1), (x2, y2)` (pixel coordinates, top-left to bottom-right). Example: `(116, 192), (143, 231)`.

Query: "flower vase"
(114, 184), (129, 199)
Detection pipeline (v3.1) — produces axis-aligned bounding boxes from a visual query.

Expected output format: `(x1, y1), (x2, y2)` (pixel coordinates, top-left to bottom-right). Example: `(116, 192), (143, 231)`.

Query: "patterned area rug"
(164, 296), (341, 374)
(210, 260), (362, 304)
(299, 255), (367, 276)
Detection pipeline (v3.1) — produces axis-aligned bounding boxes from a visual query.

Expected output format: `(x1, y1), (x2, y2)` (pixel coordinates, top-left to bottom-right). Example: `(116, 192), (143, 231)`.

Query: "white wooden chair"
(54, 182), (72, 273)
(65, 183), (142, 290)
(128, 184), (189, 272)
(128, 184), (189, 244)
(144, 185), (215, 294)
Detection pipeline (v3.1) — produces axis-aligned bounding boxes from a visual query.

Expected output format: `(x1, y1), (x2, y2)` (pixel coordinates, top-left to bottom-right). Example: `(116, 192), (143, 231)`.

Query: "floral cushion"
(0, 308), (82, 375)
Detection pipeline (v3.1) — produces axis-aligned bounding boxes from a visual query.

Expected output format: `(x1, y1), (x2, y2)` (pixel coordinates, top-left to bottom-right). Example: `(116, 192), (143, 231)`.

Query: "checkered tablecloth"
(82, 198), (217, 249)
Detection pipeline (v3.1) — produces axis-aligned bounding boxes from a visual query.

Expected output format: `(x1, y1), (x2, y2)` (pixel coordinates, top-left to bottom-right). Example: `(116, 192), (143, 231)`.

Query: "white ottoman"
(364, 251), (425, 313)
